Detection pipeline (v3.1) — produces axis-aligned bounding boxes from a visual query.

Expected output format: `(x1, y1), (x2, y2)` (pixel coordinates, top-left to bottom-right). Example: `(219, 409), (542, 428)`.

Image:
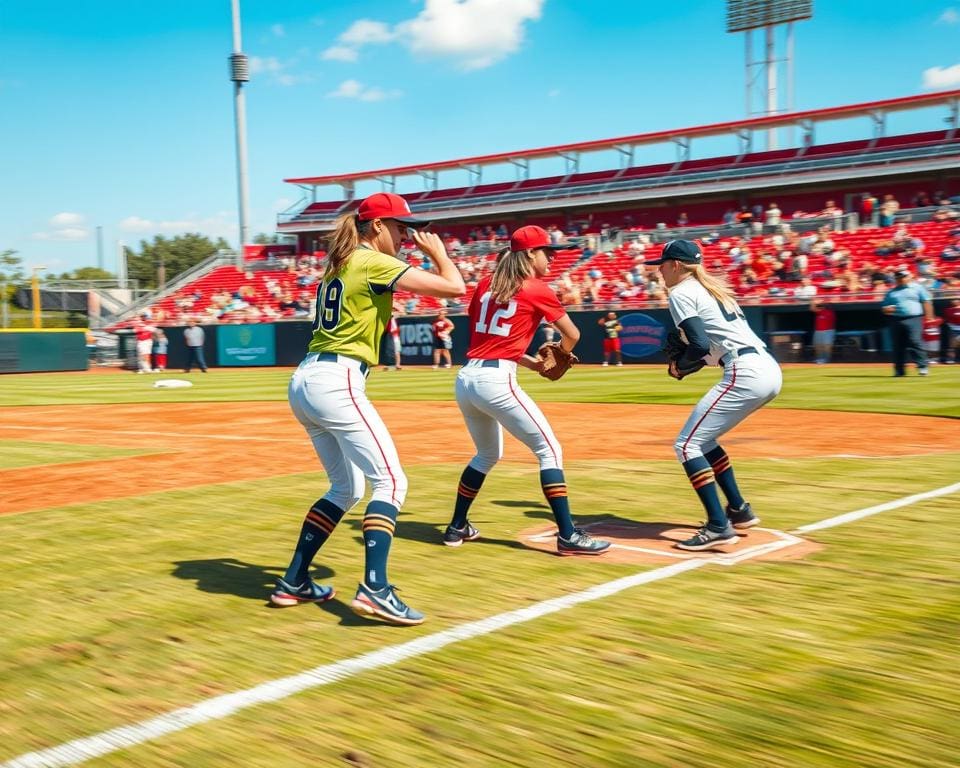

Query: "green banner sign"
(217, 324), (276, 366)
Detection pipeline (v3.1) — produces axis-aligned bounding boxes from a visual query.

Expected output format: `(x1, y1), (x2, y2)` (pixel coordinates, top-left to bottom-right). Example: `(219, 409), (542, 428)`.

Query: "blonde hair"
(489, 248), (535, 304)
(680, 263), (739, 312)
(325, 212), (375, 277)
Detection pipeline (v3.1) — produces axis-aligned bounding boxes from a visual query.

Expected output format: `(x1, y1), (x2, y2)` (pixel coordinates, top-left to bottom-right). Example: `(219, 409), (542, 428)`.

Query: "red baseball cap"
(510, 225), (571, 252)
(357, 192), (429, 227)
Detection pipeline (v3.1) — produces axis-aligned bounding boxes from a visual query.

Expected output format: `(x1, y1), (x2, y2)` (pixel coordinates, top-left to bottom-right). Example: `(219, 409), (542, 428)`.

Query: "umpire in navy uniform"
(881, 269), (933, 377)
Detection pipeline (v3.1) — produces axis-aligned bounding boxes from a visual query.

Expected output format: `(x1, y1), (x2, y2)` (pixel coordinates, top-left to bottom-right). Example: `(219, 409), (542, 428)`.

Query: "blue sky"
(1, 0), (958, 275)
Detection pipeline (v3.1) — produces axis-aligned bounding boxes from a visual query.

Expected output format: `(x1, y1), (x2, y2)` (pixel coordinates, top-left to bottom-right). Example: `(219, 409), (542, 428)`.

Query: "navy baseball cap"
(645, 239), (703, 266)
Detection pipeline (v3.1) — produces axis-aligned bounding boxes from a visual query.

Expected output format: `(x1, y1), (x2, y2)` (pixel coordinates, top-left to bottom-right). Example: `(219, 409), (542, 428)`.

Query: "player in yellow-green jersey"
(276, 192), (465, 625)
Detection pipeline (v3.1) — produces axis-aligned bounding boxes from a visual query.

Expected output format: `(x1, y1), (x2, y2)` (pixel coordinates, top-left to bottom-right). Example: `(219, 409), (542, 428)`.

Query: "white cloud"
(327, 79), (401, 101)
(32, 227), (90, 242)
(397, 0), (545, 70)
(922, 62), (960, 90)
(32, 212), (90, 240)
(271, 23), (286, 37)
(118, 213), (236, 242)
(341, 19), (395, 45)
(322, 45), (359, 62)
(937, 7), (959, 24)
(49, 211), (85, 226)
(248, 55), (306, 86)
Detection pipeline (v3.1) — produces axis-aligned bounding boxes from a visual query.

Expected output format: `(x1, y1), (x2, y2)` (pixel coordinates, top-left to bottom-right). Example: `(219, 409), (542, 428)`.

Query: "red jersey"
(387, 317), (399, 336)
(466, 275), (565, 360)
(922, 317), (942, 342)
(135, 323), (154, 342)
(432, 317), (454, 339)
(944, 306), (960, 329)
(813, 308), (836, 332)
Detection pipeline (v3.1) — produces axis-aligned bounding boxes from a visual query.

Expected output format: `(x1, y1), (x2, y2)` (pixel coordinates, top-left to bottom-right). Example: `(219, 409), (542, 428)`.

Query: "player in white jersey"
(646, 240), (783, 551)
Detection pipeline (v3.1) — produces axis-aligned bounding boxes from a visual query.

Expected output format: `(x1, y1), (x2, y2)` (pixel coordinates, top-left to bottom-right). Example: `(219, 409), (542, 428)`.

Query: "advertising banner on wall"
(618, 312), (667, 358)
(217, 324), (276, 366)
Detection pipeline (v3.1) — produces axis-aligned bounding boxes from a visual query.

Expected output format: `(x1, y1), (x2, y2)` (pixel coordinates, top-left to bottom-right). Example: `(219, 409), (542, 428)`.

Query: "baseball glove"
(663, 329), (706, 380)
(536, 342), (578, 381)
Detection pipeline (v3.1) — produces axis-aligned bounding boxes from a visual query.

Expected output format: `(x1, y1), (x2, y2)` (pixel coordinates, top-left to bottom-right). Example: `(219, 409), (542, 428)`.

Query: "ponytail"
(680, 263), (739, 312)
(325, 213), (374, 277)
(489, 248), (535, 303)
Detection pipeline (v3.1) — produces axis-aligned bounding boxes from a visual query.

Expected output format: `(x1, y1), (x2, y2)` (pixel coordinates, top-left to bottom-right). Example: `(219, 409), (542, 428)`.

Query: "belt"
(720, 346), (758, 366)
(305, 352), (369, 376)
(465, 358), (502, 368)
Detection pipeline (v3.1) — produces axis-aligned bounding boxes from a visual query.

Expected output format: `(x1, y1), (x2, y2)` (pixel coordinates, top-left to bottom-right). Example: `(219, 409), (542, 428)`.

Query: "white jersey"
(668, 277), (766, 364)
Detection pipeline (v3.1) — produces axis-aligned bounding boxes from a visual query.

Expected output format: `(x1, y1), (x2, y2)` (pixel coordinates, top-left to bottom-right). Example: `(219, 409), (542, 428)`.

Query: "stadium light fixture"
(229, 0), (251, 267)
(727, 0), (813, 150)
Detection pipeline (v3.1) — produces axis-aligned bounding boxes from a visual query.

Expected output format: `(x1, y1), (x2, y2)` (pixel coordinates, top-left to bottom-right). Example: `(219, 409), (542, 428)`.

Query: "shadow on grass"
(171, 557), (333, 602)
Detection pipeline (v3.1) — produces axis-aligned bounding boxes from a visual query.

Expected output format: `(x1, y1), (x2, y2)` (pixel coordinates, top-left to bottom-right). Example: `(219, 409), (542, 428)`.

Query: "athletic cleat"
(442, 521), (481, 547)
(557, 527), (611, 555)
(270, 577), (336, 607)
(350, 583), (425, 625)
(676, 523), (738, 551)
(726, 502), (760, 529)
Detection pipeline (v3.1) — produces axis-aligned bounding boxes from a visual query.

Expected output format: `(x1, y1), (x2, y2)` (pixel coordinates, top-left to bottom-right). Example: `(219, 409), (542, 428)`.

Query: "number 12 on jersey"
(474, 291), (516, 337)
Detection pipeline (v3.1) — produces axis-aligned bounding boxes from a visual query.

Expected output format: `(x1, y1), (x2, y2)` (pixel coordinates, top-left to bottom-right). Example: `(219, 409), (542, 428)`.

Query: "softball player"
(646, 240), (782, 551)
(273, 192), (465, 625)
(443, 225), (610, 555)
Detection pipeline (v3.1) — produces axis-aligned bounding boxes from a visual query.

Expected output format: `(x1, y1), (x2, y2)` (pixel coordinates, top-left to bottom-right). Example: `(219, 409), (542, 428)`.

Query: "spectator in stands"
(677, 211), (689, 227)
(183, 318), (207, 373)
(794, 277), (817, 299)
(933, 206), (959, 222)
(879, 194), (900, 227)
(942, 238), (960, 261)
(912, 191), (933, 208)
(861, 192), (878, 226)
(736, 206), (754, 234)
(821, 199), (844, 228)
(764, 202), (782, 232)
(945, 297), (960, 364)
(881, 269), (934, 376)
(722, 209), (736, 226)
(810, 300), (836, 364)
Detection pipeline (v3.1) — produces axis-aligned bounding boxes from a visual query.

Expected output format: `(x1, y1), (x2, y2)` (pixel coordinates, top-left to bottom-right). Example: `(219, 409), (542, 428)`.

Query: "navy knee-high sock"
(540, 468), (575, 539)
(362, 500), (398, 590)
(283, 498), (346, 585)
(681, 456), (728, 531)
(450, 465), (487, 528)
(704, 446), (745, 510)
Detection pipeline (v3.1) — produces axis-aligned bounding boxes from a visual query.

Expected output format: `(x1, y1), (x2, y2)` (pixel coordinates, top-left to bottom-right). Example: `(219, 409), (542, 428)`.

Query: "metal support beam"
(461, 164), (482, 187)
(736, 129), (753, 157)
(417, 169), (439, 191)
(673, 137), (691, 163)
(869, 111), (887, 139)
(508, 158), (530, 181)
(559, 151), (580, 175)
(947, 99), (959, 139)
(766, 24), (777, 150)
(341, 181), (356, 201)
(799, 119), (814, 149)
(613, 144), (635, 168)
(375, 176), (397, 193)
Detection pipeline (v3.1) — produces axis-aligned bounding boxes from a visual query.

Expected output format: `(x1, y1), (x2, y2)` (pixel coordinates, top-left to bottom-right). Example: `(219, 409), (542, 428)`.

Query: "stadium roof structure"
(285, 90), (960, 194)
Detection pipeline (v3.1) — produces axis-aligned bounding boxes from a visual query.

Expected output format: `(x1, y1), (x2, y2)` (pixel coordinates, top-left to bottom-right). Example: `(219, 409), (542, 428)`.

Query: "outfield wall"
(105, 300), (956, 372)
(0, 329), (90, 373)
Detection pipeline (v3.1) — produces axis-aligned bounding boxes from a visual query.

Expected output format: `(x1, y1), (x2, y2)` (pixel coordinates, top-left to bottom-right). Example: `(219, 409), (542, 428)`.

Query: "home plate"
(519, 520), (822, 564)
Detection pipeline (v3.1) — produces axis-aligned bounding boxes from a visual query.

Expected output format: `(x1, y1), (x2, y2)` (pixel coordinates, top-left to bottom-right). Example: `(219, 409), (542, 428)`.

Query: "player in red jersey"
(441, 225), (610, 555)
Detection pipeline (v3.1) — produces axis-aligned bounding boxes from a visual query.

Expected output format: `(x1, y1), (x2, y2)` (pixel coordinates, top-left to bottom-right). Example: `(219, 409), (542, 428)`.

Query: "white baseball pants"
(288, 353), (408, 510)
(455, 359), (563, 473)
(674, 351), (782, 462)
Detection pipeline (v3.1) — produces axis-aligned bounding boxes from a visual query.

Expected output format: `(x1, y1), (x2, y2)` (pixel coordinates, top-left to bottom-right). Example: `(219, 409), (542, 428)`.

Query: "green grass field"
(1, 365), (958, 767)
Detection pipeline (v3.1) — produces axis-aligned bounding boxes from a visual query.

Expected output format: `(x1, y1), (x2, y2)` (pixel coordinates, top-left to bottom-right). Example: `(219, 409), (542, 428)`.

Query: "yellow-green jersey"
(307, 247), (410, 365)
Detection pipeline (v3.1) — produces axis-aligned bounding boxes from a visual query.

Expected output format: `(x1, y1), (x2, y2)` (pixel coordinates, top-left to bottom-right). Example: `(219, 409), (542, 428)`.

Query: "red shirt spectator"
(814, 306), (836, 332)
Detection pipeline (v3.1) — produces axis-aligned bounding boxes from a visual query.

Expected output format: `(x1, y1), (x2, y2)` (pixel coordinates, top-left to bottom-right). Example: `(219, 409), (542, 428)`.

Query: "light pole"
(32, 266), (47, 329)
(229, 0), (251, 267)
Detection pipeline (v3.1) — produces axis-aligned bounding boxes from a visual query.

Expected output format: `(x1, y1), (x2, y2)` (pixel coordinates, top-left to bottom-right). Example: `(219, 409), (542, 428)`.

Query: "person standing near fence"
(881, 270), (933, 377)
(810, 300), (836, 364)
(183, 318), (207, 373)
(134, 313), (154, 374)
(276, 192), (465, 626)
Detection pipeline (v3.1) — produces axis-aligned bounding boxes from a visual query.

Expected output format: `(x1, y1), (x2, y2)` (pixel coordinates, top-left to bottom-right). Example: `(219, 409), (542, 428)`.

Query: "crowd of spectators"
(128, 190), (960, 327)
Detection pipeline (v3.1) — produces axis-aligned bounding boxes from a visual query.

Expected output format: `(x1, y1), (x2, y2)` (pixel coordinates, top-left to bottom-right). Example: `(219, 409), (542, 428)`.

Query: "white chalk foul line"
(2, 560), (706, 768)
(5, 480), (960, 768)
(793, 481), (960, 534)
